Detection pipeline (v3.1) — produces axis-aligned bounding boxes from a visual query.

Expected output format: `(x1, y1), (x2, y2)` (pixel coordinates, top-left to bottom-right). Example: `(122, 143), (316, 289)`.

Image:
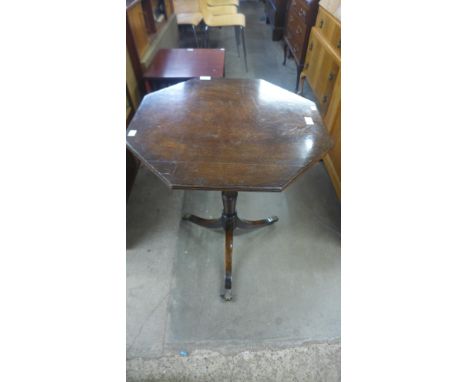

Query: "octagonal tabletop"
(126, 79), (333, 192)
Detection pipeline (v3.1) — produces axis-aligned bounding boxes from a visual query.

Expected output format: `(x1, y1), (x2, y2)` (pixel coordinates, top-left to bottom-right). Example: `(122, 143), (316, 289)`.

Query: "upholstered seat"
(173, 0), (203, 46)
(199, 0), (247, 70)
(175, 12), (203, 26)
(207, 0), (239, 6)
(202, 12), (245, 27)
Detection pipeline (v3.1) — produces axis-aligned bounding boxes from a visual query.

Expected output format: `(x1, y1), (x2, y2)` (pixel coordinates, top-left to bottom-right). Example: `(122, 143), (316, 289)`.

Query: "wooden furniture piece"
(282, 0), (320, 91)
(126, 9), (180, 200)
(264, 0), (287, 41)
(299, 4), (340, 197)
(126, 78), (333, 300)
(126, 5), (180, 106)
(143, 48), (225, 91)
(127, 0), (159, 60)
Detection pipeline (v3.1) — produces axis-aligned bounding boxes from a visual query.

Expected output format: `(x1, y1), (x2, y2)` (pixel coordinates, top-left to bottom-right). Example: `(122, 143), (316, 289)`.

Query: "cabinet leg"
(298, 72), (306, 95)
(295, 65), (302, 92)
(283, 43), (288, 65)
(144, 80), (153, 94)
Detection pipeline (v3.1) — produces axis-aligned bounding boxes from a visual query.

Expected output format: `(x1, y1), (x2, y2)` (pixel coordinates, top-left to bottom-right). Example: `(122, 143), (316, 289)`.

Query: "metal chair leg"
(192, 25), (199, 48)
(204, 25), (210, 48)
(241, 26), (248, 72)
(234, 26), (240, 57)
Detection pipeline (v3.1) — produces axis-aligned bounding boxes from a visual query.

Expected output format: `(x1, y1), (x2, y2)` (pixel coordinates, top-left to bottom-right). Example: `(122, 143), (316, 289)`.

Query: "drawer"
(315, 6), (340, 45)
(285, 13), (307, 60)
(329, 24), (341, 52)
(285, 34), (303, 63)
(303, 30), (339, 115)
(289, 0), (310, 24)
(315, 55), (339, 115)
(303, 30), (320, 85)
(315, 7), (330, 36)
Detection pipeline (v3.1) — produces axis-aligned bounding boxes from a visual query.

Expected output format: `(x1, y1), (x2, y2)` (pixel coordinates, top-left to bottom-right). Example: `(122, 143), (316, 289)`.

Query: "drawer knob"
(328, 73), (334, 81)
(309, 42), (313, 51)
(322, 95), (328, 103)
(319, 20), (324, 28)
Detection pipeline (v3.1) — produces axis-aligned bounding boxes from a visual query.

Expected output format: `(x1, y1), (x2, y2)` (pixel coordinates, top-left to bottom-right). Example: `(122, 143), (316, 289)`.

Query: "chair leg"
(204, 25), (209, 48)
(234, 26), (240, 57)
(241, 26), (248, 72)
(192, 25), (199, 48)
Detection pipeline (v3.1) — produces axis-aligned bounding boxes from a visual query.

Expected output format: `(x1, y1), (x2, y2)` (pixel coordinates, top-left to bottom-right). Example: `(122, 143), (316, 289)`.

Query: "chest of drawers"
(264, 0), (288, 41)
(299, 5), (341, 197)
(282, 0), (319, 90)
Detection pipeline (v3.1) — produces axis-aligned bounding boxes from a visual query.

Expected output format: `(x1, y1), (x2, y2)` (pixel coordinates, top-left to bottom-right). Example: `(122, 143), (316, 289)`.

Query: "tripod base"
(182, 191), (278, 301)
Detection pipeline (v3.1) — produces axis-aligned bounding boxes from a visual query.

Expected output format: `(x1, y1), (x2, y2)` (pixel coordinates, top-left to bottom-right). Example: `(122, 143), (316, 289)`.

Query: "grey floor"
(127, 1), (341, 380)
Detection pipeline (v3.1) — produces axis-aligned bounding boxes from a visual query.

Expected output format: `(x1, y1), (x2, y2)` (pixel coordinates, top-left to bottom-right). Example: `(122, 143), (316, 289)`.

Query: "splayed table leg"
(183, 191), (279, 301)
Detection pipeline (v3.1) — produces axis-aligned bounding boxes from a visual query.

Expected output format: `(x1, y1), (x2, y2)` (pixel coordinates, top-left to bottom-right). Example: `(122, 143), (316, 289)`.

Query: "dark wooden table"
(143, 48), (225, 92)
(126, 78), (333, 301)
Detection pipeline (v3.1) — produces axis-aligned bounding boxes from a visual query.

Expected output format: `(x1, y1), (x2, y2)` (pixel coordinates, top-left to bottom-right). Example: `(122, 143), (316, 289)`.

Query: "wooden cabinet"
(264, 0), (287, 41)
(126, 11), (180, 199)
(127, 1), (153, 58)
(300, 5), (341, 198)
(283, 0), (319, 91)
(127, 0), (170, 59)
(322, 69), (340, 198)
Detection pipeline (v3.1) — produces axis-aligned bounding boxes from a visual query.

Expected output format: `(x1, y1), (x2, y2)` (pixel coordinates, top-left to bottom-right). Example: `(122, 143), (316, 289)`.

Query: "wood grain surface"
(143, 48), (225, 80)
(126, 78), (333, 192)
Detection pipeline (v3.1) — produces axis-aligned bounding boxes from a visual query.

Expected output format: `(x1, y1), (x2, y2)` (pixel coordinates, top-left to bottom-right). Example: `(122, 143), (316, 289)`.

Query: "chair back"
(174, 0), (200, 13)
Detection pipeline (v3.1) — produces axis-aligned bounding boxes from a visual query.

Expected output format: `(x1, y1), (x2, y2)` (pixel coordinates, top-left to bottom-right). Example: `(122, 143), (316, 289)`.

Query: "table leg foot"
(221, 288), (232, 301)
(236, 215), (279, 229)
(182, 214), (223, 229)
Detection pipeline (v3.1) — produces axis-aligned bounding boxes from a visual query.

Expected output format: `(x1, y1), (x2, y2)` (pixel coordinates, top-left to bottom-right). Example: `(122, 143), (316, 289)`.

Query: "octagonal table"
(126, 78), (333, 301)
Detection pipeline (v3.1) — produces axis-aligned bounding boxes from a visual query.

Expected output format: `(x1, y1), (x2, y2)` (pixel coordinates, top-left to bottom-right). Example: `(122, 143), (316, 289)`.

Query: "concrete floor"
(127, 1), (341, 380)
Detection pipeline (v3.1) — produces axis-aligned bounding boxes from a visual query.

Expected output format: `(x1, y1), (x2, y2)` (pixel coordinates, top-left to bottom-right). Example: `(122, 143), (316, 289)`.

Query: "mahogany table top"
(143, 48), (225, 80)
(126, 79), (333, 192)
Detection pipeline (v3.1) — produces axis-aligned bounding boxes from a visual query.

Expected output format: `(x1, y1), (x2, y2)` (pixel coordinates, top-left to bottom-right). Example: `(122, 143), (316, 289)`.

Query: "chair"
(199, 0), (248, 71)
(173, 0), (203, 47)
(207, 0), (239, 6)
